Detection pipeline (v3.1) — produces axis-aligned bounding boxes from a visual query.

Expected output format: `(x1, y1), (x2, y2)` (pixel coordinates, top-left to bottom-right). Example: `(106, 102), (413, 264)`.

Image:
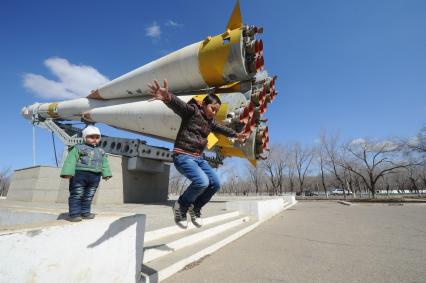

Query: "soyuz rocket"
(21, 2), (277, 166)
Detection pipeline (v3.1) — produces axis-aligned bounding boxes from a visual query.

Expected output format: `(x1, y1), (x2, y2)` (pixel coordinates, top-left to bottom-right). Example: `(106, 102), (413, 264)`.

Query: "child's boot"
(68, 215), (82, 222)
(172, 201), (188, 229)
(188, 205), (203, 228)
(81, 213), (96, 219)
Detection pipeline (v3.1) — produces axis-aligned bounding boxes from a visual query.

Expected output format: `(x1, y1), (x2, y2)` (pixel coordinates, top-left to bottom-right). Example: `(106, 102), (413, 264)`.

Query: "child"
(60, 125), (112, 222)
(148, 79), (246, 228)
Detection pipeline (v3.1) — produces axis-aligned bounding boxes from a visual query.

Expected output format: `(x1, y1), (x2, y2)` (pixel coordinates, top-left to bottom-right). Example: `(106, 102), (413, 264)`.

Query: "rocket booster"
(22, 2), (277, 164)
(88, 3), (264, 100)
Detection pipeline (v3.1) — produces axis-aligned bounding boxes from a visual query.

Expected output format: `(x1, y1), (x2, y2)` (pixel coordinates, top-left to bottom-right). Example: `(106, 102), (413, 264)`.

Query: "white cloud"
(407, 136), (420, 147)
(145, 22), (161, 39)
(165, 20), (183, 27)
(373, 140), (399, 151)
(350, 138), (399, 151)
(350, 138), (366, 146)
(23, 57), (109, 99)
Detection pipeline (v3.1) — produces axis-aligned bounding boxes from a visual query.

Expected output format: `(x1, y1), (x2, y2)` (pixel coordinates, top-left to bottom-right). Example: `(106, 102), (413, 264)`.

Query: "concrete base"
(0, 214), (146, 283)
(226, 195), (297, 221)
(7, 155), (170, 204)
(0, 196), (297, 283)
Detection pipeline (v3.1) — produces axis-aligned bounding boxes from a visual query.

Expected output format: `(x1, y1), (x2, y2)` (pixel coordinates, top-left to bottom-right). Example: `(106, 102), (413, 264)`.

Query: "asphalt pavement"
(164, 201), (426, 283)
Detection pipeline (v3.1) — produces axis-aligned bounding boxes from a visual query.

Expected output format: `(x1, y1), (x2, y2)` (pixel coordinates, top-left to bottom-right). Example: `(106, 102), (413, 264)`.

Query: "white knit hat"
(82, 125), (101, 138)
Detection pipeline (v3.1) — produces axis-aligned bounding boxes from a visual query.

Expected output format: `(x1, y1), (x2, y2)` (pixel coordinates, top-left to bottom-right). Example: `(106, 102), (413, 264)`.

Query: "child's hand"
(103, 176), (112, 181)
(61, 175), (72, 179)
(147, 79), (171, 102)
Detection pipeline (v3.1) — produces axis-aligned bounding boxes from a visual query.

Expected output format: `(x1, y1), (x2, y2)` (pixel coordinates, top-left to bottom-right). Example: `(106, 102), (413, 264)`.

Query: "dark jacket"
(165, 93), (236, 154)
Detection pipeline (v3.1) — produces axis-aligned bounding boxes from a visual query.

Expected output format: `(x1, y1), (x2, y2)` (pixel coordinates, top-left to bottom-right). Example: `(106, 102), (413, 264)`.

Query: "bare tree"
(419, 158), (426, 191)
(262, 144), (288, 195)
(319, 131), (348, 196)
(286, 158), (297, 193)
(246, 162), (264, 195)
(407, 125), (426, 153)
(293, 143), (314, 194)
(405, 164), (422, 196)
(217, 160), (244, 195)
(316, 145), (329, 197)
(339, 139), (410, 198)
(169, 166), (189, 195)
(0, 167), (11, 197)
(351, 171), (364, 196)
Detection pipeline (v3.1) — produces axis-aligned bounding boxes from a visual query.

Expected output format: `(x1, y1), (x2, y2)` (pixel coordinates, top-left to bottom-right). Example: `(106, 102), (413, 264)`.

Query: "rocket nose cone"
(21, 103), (40, 121)
(21, 106), (32, 120)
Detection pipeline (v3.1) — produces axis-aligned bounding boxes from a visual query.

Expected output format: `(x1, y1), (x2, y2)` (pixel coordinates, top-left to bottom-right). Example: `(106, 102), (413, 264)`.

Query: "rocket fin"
(215, 134), (233, 147)
(207, 133), (219, 149)
(226, 1), (242, 30)
(218, 146), (245, 158)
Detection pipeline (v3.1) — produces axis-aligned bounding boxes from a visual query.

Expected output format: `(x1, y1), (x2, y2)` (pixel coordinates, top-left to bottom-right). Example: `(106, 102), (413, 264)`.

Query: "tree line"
(2, 127), (425, 200)
(169, 126), (426, 199)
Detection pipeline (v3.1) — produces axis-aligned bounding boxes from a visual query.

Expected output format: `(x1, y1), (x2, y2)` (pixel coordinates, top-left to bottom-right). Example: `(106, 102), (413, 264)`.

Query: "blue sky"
(1, 0), (425, 171)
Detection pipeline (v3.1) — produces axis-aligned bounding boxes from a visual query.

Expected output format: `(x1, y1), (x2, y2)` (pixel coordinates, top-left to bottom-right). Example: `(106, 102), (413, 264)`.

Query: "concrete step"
(140, 219), (260, 283)
(144, 210), (240, 242)
(143, 215), (250, 263)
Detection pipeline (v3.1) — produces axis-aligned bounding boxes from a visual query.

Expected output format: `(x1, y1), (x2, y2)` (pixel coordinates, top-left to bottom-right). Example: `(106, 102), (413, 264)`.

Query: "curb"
(337, 201), (352, 206)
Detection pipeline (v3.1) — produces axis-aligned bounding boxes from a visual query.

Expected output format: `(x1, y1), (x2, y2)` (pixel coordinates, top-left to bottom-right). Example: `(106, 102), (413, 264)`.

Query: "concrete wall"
(0, 214), (146, 283)
(6, 166), (63, 202)
(7, 155), (170, 204)
(282, 194), (296, 205)
(226, 196), (297, 221)
(121, 156), (170, 204)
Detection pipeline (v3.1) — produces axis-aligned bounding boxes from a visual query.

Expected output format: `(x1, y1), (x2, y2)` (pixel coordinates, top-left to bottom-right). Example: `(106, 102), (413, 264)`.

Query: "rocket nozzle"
(257, 39), (264, 56)
(259, 102), (267, 114)
(256, 55), (264, 72)
(239, 107), (250, 124)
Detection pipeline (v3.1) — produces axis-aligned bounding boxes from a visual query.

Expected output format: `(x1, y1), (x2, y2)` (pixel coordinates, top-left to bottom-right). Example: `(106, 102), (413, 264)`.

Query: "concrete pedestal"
(7, 155), (170, 204)
(0, 214), (146, 283)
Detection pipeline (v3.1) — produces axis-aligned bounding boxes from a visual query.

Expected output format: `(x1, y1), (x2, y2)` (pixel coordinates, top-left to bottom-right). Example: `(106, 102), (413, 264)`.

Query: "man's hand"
(147, 79), (170, 102)
(103, 176), (112, 181)
(61, 175), (72, 179)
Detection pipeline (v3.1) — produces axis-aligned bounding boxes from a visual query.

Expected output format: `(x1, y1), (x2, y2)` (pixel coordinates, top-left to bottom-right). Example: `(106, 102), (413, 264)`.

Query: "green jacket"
(60, 143), (112, 177)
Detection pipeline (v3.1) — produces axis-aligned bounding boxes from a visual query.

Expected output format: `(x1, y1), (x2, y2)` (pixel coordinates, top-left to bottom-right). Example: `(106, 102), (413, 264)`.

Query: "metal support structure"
(34, 118), (173, 162)
(31, 115), (224, 167)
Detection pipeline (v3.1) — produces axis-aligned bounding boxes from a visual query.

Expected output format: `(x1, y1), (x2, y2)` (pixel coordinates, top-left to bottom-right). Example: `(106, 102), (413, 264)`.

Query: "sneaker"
(81, 213), (96, 219)
(188, 205), (203, 228)
(172, 201), (188, 229)
(68, 215), (82, 222)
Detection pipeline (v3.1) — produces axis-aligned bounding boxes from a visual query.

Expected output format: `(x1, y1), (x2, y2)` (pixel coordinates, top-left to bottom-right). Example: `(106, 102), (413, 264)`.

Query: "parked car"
(304, 190), (319, 196)
(296, 190), (320, 196)
(331, 188), (350, 195)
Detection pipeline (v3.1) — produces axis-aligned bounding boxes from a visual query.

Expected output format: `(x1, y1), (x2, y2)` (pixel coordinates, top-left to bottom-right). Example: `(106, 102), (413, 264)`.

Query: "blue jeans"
(68, 171), (101, 217)
(174, 153), (221, 210)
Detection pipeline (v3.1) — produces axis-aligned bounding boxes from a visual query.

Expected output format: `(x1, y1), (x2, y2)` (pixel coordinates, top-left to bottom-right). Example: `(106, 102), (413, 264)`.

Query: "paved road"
(164, 201), (426, 283)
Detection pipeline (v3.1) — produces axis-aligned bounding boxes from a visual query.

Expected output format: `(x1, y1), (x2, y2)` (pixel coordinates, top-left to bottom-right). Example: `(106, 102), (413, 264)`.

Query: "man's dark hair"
(202, 94), (222, 105)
